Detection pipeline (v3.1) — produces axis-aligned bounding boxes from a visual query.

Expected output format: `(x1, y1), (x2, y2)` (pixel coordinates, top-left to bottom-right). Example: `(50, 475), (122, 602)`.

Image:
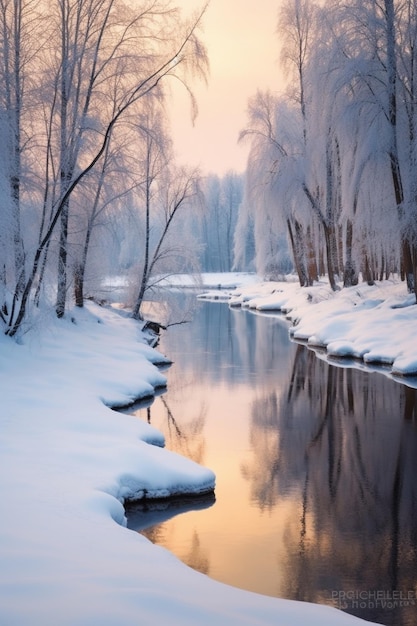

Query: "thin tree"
(4, 1), (209, 337)
(0, 0), (41, 297)
(130, 116), (201, 320)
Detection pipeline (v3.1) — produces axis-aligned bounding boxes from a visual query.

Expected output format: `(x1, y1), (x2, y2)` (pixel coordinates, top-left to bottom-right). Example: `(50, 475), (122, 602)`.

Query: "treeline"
(237, 0), (417, 296)
(0, 0), (208, 336)
(195, 172), (247, 273)
(5, 0), (416, 340)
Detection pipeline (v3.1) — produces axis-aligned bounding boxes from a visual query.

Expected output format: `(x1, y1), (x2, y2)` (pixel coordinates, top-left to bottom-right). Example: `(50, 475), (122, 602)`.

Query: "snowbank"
(228, 278), (417, 383)
(0, 299), (378, 625)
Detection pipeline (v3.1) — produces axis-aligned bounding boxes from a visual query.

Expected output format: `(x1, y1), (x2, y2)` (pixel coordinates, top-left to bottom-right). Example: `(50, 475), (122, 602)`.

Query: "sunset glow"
(170, 0), (285, 174)
(129, 378), (302, 598)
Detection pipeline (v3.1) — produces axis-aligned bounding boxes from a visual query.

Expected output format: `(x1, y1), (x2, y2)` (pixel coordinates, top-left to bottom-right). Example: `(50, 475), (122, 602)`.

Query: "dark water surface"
(124, 299), (417, 626)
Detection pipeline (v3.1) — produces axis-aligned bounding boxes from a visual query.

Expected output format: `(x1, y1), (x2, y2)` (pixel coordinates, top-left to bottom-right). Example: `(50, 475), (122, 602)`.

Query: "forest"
(1, 0), (417, 338)
(237, 0), (417, 296)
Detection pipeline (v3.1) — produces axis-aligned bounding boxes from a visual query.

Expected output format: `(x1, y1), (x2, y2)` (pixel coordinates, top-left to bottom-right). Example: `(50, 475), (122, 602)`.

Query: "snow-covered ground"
(0, 275), (397, 625)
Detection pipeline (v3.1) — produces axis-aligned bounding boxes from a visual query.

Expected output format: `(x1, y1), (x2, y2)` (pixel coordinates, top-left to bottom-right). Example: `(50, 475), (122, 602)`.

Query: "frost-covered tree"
(198, 172), (243, 273)
(280, 0), (345, 290)
(222, 171), (243, 270)
(0, 0), (44, 301)
(318, 0), (417, 292)
(70, 117), (142, 307)
(237, 2), (327, 285)
(0, 0), (209, 337)
(200, 175), (221, 271)
(49, 0), (207, 317)
(279, 0), (315, 143)
(238, 0), (417, 297)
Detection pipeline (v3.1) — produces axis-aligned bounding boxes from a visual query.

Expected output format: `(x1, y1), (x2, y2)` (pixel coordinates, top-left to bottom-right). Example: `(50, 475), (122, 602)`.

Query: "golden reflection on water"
(124, 302), (417, 626)
(127, 378), (308, 598)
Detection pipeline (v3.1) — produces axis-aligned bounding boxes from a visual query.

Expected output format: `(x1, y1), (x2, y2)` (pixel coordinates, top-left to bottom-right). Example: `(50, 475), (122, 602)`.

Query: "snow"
(227, 277), (417, 384)
(0, 286), (384, 625)
(158, 271), (260, 291)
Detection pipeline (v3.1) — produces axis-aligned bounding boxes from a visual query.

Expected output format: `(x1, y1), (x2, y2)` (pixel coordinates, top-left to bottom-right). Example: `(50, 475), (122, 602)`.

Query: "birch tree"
(2, 0), (209, 337)
(0, 0), (43, 302)
(51, 0), (168, 317)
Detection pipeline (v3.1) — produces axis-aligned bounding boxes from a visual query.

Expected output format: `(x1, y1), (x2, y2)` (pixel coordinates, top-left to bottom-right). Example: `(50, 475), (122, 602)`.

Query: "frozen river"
(125, 298), (417, 626)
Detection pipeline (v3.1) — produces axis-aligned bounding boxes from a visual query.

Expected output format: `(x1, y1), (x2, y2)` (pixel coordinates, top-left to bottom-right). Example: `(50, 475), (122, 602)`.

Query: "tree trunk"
(402, 239), (416, 297)
(74, 263), (83, 308)
(306, 225), (318, 285)
(73, 222), (92, 308)
(362, 251), (375, 286)
(323, 222), (338, 291)
(384, 0), (416, 295)
(343, 219), (358, 287)
(132, 147), (152, 320)
(287, 218), (308, 287)
(56, 199), (70, 318)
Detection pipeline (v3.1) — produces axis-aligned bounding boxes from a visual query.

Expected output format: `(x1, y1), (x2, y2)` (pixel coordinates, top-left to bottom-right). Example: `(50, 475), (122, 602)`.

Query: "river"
(124, 297), (417, 626)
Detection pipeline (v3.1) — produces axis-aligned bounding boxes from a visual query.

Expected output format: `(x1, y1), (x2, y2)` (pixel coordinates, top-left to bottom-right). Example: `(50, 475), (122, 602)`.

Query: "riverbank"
(200, 274), (417, 384)
(0, 287), (381, 625)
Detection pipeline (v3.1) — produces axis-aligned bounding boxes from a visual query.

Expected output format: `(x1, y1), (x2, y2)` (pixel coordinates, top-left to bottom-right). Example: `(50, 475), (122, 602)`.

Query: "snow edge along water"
(198, 274), (417, 385)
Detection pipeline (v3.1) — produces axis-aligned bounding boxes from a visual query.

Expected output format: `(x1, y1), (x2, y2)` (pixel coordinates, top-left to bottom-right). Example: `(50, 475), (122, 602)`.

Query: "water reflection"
(126, 492), (216, 532)
(122, 394), (207, 465)
(243, 344), (417, 624)
(125, 300), (417, 626)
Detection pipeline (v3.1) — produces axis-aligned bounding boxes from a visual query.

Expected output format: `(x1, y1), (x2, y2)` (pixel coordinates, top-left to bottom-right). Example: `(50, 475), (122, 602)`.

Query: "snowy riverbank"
(0, 281), (389, 625)
(221, 276), (417, 383)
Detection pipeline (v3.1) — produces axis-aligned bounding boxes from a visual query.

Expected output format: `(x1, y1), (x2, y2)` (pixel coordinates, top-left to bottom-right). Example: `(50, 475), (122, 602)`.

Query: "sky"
(169, 0), (284, 175)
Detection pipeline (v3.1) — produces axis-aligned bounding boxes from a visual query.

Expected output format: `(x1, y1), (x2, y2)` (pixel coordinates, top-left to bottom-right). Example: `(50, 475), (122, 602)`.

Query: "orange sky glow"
(170, 0), (285, 175)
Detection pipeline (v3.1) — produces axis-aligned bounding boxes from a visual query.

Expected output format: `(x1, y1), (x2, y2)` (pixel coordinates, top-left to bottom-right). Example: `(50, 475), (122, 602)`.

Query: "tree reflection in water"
(159, 396), (207, 466)
(123, 300), (417, 626)
(122, 393), (207, 466)
(242, 344), (417, 625)
(183, 530), (210, 575)
(123, 380), (212, 577)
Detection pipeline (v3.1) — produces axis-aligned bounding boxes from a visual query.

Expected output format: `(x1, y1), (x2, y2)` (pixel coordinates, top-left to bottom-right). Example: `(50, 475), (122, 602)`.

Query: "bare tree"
(278, 0), (315, 144)
(130, 110), (202, 319)
(3, 0), (209, 337)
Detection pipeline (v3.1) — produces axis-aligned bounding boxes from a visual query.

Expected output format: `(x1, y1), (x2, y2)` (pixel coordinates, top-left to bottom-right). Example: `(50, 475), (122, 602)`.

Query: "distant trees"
(0, 0), (209, 336)
(197, 171), (244, 273)
(238, 0), (417, 298)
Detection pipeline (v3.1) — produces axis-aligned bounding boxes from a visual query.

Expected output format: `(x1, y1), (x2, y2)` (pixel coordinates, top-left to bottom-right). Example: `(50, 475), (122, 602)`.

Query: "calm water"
(124, 299), (417, 626)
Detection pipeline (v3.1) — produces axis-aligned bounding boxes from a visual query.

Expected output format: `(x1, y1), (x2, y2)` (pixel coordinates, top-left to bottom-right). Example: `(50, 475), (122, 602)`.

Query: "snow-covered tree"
(238, 0), (417, 297)
(0, 0), (209, 337)
(0, 0), (45, 303)
(198, 172), (243, 273)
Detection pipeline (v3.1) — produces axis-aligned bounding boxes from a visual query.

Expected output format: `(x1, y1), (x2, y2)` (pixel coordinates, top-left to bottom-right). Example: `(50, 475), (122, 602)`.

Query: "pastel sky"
(170, 0), (285, 175)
